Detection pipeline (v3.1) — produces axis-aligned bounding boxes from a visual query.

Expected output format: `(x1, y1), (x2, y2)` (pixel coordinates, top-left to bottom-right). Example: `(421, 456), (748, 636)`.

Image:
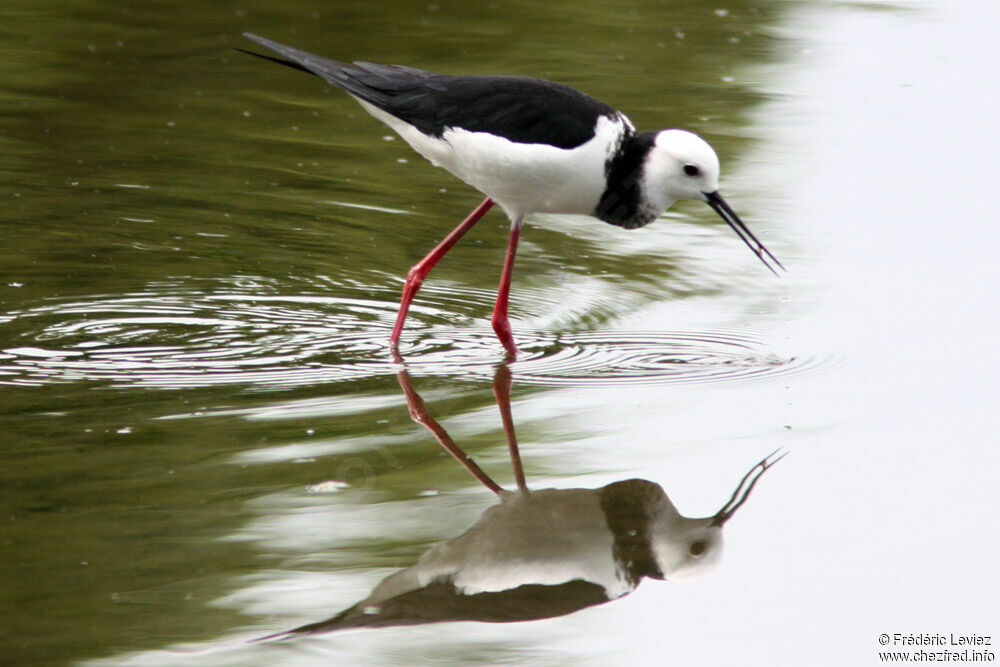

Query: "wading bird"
(241, 34), (783, 357)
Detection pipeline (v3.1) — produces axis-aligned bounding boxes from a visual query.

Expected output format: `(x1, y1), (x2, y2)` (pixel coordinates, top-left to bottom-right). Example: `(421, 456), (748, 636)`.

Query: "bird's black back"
(242, 33), (619, 149)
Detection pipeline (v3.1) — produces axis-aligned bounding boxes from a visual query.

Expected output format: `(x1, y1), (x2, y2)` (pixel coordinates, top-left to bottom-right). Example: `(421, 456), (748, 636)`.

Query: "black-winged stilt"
(241, 34), (783, 357)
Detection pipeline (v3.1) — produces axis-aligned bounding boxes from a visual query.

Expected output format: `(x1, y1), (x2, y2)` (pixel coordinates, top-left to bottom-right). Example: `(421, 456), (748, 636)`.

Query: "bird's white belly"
(435, 126), (610, 218)
(359, 101), (620, 220)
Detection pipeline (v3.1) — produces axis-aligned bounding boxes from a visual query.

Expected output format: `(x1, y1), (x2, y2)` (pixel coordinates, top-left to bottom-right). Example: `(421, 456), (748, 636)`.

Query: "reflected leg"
(493, 363), (528, 493)
(395, 367), (505, 496)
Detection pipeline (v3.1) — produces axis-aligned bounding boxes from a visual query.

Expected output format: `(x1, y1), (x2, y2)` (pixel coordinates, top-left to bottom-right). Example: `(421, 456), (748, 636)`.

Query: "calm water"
(2, 0), (998, 664)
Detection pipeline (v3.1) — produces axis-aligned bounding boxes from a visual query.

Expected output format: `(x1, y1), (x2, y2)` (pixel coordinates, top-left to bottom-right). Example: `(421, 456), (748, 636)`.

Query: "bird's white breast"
(359, 100), (627, 220)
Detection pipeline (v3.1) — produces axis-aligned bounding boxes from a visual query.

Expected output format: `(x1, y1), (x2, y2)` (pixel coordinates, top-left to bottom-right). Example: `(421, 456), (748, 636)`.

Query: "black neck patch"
(595, 132), (659, 229)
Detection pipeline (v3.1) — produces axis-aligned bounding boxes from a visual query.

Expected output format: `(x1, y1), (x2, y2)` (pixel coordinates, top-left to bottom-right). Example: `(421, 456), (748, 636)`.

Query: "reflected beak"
(710, 448), (787, 527)
(704, 191), (785, 276)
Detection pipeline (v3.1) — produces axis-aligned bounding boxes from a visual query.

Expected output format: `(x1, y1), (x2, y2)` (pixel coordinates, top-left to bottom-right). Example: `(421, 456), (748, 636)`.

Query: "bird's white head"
(644, 129), (721, 207)
(641, 130), (786, 275)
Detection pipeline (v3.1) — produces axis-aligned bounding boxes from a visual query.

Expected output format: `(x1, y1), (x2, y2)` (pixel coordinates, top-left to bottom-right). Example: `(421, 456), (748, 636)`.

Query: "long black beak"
(710, 448), (786, 527)
(704, 191), (785, 276)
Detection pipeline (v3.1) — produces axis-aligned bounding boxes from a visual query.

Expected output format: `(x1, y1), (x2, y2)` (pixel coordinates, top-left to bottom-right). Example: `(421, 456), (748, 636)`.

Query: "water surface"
(2, 0), (998, 665)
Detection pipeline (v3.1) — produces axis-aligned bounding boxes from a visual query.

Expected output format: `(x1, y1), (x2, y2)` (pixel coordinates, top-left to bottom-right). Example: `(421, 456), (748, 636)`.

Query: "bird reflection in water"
(260, 366), (783, 640)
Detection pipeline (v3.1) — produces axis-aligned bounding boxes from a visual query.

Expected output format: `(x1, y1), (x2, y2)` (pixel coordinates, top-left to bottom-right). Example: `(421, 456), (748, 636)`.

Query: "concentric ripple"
(0, 281), (829, 390)
(400, 329), (829, 386)
(0, 285), (399, 389)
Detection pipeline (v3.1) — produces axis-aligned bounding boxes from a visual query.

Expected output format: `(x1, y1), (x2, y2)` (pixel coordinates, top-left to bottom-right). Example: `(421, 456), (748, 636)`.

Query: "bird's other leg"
(390, 197), (494, 348)
(492, 216), (523, 359)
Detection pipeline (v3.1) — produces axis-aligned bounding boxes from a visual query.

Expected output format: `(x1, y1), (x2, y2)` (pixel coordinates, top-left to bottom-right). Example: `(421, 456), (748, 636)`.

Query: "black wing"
(242, 33), (619, 149)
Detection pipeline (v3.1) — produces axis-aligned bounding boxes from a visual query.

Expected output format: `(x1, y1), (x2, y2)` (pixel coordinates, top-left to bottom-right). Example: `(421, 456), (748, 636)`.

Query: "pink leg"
(390, 197), (495, 348)
(492, 218), (523, 358)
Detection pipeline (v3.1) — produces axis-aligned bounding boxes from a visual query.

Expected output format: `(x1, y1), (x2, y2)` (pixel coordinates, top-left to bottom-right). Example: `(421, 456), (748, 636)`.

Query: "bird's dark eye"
(689, 540), (707, 556)
(683, 164), (700, 177)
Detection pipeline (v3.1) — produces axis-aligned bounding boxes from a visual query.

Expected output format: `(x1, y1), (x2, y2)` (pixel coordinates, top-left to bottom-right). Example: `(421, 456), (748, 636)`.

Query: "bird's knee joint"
(405, 269), (425, 290)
